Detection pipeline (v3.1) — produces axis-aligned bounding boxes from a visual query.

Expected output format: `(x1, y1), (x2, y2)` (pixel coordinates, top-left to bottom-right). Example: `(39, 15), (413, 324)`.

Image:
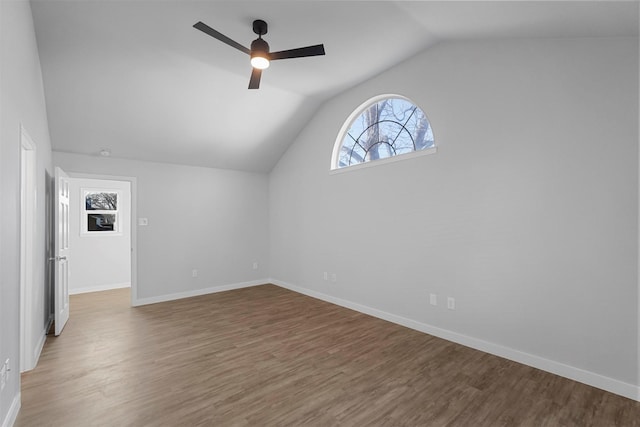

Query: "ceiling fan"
(194, 19), (325, 90)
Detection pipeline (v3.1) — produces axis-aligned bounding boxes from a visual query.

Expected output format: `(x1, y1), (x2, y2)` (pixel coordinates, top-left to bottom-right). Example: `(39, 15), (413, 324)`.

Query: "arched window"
(332, 95), (435, 170)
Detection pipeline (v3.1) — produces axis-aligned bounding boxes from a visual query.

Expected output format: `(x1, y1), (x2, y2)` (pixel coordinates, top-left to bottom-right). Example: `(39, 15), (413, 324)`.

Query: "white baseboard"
(1, 392), (20, 427)
(132, 279), (268, 307)
(32, 325), (48, 368)
(69, 282), (131, 295)
(271, 278), (640, 402)
(21, 318), (51, 373)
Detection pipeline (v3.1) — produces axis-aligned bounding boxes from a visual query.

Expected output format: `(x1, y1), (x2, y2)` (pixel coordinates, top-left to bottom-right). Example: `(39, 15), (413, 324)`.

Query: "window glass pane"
(87, 214), (116, 231)
(394, 131), (415, 155)
(366, 142), (395, 161)
(336, 96), (435, 169)
(85, 192), (117, 210)
(340, 138), (367, 166)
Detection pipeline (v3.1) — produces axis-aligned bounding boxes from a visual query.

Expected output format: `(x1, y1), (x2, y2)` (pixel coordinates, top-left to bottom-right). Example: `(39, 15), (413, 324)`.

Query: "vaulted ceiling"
(31, 1), (638, 173)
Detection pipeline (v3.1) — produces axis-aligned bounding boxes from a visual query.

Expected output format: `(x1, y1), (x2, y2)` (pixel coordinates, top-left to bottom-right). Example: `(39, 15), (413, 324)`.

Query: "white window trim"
(330, 93), (436, 172)
(329, 145), (437, 175)
(81, 188), (122, 237)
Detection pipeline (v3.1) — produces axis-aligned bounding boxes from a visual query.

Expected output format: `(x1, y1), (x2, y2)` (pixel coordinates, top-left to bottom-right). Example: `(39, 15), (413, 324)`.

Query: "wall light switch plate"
(447, 297), (455, 310)
(429, 293), (437, 306)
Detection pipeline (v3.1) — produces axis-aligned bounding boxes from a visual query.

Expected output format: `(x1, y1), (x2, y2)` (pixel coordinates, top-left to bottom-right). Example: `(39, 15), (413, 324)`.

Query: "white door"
(54, 167), (70, 335)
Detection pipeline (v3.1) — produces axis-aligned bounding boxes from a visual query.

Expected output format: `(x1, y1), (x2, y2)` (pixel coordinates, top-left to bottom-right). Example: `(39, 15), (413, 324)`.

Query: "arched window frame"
(330, 94), (437, 173)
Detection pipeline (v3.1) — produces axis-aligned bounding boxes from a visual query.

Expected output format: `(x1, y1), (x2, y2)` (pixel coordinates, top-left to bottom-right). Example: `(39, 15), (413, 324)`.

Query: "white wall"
(68, 178), (131, 294)
(269, 37), (639, 398)
(0, 0), (54, 424)
(53, 153), (270, 304)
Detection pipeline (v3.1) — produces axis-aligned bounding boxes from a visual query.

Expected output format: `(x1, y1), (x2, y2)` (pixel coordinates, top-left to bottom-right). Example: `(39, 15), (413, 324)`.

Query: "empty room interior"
(1, 0), (640, 425)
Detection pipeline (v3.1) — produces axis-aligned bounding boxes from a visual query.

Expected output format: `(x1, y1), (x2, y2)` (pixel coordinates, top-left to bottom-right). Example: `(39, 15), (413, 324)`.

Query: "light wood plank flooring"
(16, 285), (640, 426)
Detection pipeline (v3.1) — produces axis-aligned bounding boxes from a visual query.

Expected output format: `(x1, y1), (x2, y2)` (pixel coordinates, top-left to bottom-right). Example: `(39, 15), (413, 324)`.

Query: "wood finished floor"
(16, 285), (640, 426)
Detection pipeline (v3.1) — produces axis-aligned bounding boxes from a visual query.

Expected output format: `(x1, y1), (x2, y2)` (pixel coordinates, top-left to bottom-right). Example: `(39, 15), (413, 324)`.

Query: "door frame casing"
(67, 172), (138, 305)
(20, 126), (37, 372)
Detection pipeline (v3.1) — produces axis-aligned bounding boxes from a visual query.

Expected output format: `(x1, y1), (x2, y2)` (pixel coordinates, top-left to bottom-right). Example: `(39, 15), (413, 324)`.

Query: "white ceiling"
(31, 1), (638, 173)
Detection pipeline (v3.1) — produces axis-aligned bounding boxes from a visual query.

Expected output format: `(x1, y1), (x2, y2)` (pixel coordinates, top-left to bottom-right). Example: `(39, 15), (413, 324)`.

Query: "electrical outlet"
(429, 293), (437, 306)
(331, 273), (337, 283)
(447, 297), (455, 310)
(192, 269), (198, 278)
(252, 262), (258, 270)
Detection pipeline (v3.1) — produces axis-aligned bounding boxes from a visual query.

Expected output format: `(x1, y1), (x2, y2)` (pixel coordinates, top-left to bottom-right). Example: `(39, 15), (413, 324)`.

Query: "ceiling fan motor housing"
(251, 37), (270, 56)
(252, 19), (268, 36)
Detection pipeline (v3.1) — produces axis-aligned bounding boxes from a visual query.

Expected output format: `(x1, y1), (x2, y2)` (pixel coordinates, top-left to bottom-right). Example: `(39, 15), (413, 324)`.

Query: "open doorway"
(66, 173), (137, 303)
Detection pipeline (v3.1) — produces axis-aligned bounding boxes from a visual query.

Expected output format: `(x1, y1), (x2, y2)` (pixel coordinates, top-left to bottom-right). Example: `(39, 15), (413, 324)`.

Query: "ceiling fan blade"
(269, 44), (325, 61)
(193, 21), (250, 55)
(248, 68), (262, 89)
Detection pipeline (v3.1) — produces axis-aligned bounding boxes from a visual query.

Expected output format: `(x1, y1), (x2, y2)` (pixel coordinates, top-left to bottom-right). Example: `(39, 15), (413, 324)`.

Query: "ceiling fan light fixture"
(250, 55), (270, 70)
(250, 37), (270, 69)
